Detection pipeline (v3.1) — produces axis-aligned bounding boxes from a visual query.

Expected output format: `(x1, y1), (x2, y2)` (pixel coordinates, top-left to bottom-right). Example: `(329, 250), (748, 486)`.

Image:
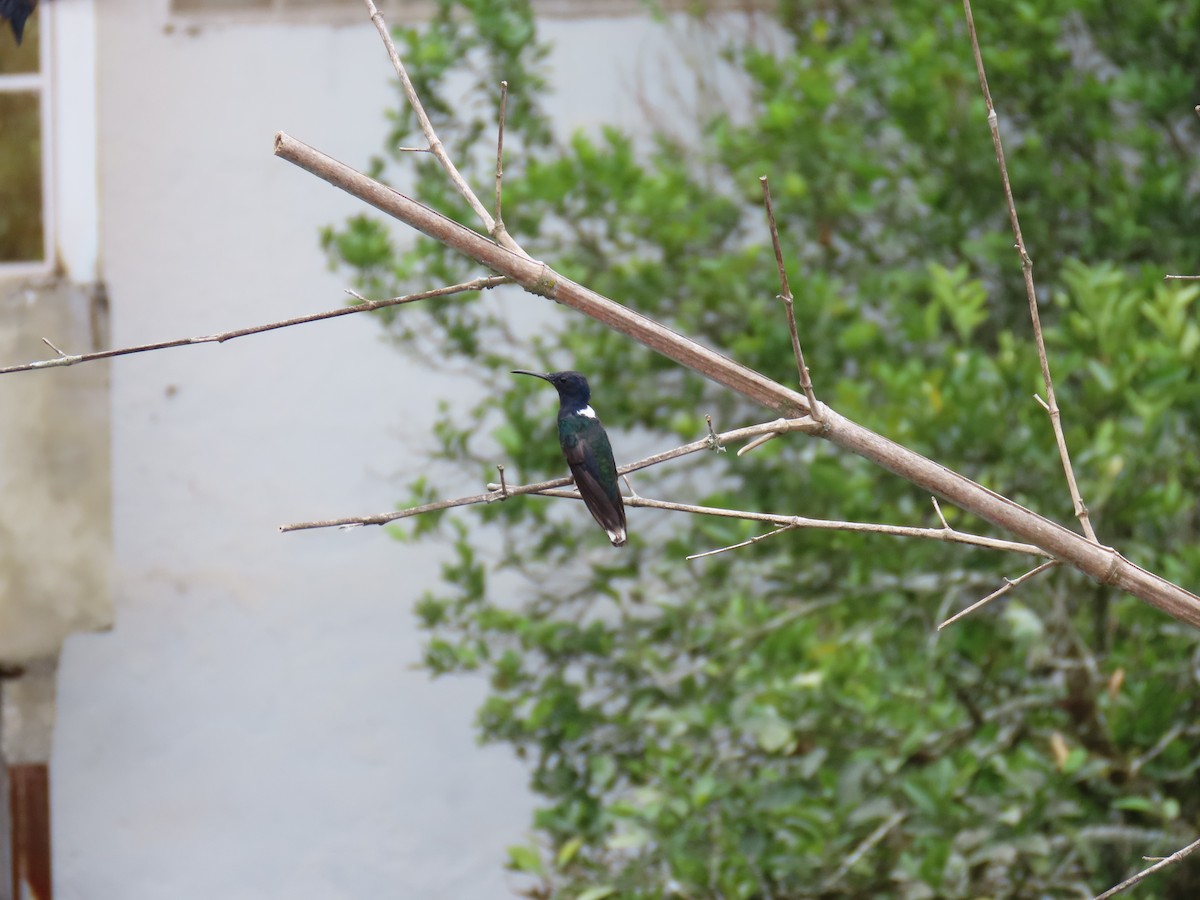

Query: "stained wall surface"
(49, 2), (699, 897)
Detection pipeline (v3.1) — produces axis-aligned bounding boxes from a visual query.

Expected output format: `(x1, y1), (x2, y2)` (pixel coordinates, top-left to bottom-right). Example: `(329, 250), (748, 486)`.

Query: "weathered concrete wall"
(0, 281), (112, 665)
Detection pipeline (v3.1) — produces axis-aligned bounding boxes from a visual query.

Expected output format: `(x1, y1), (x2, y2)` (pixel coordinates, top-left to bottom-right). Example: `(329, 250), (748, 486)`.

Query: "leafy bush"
(325, 1), (1200, 895)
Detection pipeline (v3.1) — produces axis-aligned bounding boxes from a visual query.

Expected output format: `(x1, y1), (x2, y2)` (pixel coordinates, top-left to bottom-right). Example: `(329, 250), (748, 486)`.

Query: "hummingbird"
(512, 370), (627, 547)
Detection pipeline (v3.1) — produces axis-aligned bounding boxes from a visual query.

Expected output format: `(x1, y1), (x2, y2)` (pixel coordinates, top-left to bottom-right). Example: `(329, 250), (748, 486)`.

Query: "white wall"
(50, 3), (694, 898)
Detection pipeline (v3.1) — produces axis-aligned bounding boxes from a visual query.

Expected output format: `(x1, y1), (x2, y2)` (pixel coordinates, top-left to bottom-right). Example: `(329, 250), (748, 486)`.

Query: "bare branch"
(938, 559), (1060, 630)
(622, 495), (1051, 558)
(932, 498), (951, 530)
(1093, 833), (1200, 900)
(512, 486), (1050, 558)
(1129, 723), (1184, 777)
(279, 418), (819, 532)
(686, 525), (797, 561)
(0, 277), (509, 376)
(1163, 274), (1200, 281)
(760, 176), (820, 420)
(823, 811), (907, 891)
(737, 431), (781, 457)
(272, 132), (1200, 628)
(704, 414), (725, 452)
(961, 0), (1097, 543)
(41, 338), (68, 357)
(496, 464), (509, 499)
(495, 80), (508, 228)
(290, 464), (1051, 561)
(361, 0), (524, 254)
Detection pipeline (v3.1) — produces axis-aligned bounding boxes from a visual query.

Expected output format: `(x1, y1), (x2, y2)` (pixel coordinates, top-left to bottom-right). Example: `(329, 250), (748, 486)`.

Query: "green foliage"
(325, 1), (1200, 895)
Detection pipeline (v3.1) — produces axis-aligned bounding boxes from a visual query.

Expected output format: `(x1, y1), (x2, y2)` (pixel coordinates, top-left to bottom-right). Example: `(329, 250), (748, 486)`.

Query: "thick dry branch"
(938, 559), (1060, 630)
(1093, 833), (1200, 899)
(362, 0), (523, 254)
(272, 132), (1200, 629)
(0, 277), (508, 375)
(962, 0), (1096, 543)
(274, 133), (806, 419)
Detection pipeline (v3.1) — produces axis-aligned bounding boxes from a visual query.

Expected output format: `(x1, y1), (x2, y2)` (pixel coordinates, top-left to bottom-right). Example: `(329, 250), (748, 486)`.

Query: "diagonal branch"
(823, 811), (908, 891)
(272, 131), (1200, 628)
(760, 175), (820, 420)
(938, 559), (1060, 630)
(0, 277), (509, 376)
(961, 0), (1097, 543)
(687, 525), (797, 560)
(1093, 833), (1200, 899)
(362, 0), (524, 255)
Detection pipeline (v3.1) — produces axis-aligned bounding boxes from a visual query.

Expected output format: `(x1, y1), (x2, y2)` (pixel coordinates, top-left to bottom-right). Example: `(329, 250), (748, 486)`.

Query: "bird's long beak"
(511, 370), (551, 382)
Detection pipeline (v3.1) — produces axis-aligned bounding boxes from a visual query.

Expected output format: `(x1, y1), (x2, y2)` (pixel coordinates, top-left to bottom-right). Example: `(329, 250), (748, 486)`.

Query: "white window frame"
(0, 0), (99, 283)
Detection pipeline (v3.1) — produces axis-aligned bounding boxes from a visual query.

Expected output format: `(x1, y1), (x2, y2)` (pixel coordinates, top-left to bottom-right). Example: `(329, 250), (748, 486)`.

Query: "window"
(0, 3), (100, 282)
(0, 9), (50, 269)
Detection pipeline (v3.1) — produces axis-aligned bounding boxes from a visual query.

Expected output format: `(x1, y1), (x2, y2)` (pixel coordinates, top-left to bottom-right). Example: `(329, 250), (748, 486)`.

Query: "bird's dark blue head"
(512, 370), (592, 412)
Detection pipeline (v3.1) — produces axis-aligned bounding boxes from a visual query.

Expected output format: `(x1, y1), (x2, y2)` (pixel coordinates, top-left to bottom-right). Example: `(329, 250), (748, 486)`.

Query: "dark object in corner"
(0, 0), (37, 45)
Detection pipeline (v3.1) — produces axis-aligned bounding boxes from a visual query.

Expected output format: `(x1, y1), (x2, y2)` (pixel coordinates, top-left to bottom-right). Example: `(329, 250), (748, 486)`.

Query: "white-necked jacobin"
(512, 370), (627, 547)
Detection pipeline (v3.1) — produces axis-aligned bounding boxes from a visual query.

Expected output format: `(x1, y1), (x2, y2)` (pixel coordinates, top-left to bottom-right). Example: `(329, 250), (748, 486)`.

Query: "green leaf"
(506, 843), (544, 876)
(557, 835), (585, 868)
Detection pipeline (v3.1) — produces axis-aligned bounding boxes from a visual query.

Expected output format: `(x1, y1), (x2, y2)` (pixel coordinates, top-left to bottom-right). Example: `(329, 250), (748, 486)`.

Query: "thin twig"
(1129, 723), (1184, 777)
(961, 0), (1096, 543)
(516, 486), (1050, 557)
(361, 0), (524, 255)
(0, 277), (509, 376)
(704, 414), (725, 452)
(1163, 274), (1200, 281)
(1093, 833), (1200, 899)
(938, 559), (1060, 630)
(932, 498), (951, 530)
(495, 80), (508, 228)
(621, 473), (640, 499)
(624, 496), (1050, 558)
(823, 811), (907, 890)
(687, 525), (798, 560)
(737, 431), (780, 456)
(280, 418), (819, 531)
(496, 464), (509, 499)
(284, 415), (1049, 559)
(760, 176), (821, 421)
(41, 338), (67, 357)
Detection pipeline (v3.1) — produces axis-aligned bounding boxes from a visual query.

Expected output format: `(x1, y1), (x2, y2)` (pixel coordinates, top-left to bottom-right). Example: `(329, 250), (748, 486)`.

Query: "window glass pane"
(0, 90), (44, 262)
(0, 7), (39, 75)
